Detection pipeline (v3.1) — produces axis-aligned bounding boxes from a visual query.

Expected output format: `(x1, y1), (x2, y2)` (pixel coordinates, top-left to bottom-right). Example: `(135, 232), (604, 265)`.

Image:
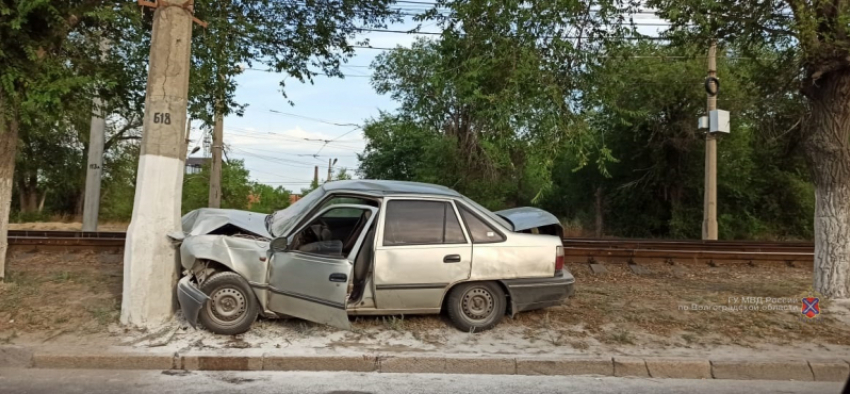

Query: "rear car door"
(373, 198), (472, 310)
(267, 204), (378, 329)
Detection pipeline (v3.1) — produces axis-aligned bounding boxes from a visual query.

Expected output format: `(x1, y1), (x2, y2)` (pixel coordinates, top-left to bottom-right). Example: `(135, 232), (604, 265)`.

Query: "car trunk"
(494, 207), (563, 239)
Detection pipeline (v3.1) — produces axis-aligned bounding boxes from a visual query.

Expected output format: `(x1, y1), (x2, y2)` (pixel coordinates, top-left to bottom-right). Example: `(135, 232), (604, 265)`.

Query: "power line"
(226, 127), (365, 150)
(268, 110), (361, 128)
(233, 146), (360, 170)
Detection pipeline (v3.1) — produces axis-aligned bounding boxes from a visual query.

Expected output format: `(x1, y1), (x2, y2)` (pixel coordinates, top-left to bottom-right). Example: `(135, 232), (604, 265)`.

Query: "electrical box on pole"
(709, 110), (730, 134)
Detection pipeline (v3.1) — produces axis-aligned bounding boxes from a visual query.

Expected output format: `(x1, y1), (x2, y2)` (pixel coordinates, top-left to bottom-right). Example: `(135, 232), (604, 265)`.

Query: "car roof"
(320, 179), (463, 198)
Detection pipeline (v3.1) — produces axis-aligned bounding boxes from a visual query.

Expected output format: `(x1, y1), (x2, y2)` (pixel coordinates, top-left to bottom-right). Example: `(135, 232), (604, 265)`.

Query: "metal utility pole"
(209, 101), (223, 208)
(702, 40), (719, 240)
(122, 0), (196, 327)
(82, 39), (110, 232)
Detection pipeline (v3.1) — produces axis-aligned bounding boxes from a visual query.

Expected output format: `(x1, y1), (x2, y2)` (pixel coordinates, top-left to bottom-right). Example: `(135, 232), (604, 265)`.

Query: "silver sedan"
(171, 180), (575, 335)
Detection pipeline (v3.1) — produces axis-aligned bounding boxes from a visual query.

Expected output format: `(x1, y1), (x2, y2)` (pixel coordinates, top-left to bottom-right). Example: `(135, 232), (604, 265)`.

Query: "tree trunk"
(38, 191), (46, 213)
(0, 97), (19, 279)
(804, 69), (850, 299)
(594, 186), (603, 238)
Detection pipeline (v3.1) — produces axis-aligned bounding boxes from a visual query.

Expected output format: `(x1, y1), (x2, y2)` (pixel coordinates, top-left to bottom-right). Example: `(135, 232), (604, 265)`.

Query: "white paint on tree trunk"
(0, 176), (12, 279)
(814, 184), (850, 299)
(120, 154), (183, 326)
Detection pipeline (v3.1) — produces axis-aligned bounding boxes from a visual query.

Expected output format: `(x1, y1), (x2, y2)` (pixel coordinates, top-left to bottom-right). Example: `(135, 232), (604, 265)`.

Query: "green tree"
(187, 0), (402, 127)
(544, 43), (813, 240)
(645, 0), (850, 298)
(183, 159), (253, 213)
(300, 178), (321, 196)
(247, 183), (291, 214)
(0, 1), (146, 275)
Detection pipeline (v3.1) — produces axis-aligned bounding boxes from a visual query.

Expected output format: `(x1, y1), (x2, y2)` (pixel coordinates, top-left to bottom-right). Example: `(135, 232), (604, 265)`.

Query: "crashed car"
(171, 180), (575, 335)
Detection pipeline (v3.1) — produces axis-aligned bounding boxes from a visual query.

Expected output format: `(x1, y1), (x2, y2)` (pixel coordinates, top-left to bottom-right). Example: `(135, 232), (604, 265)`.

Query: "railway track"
(7, 231), (815, 264)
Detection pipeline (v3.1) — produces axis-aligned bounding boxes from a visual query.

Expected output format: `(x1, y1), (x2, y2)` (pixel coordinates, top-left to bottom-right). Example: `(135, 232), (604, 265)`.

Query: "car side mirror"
(270, 237), (288, 253)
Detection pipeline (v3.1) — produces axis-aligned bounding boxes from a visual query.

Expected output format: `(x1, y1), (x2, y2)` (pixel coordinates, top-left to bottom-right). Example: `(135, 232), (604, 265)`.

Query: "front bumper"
(176, 276), (209, 328)
(501, 270), (575, 315)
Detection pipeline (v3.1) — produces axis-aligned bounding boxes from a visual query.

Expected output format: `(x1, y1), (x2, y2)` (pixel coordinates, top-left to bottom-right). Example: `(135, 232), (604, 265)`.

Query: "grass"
(381, 315), (406, 331)
(606, 329), (635, 345)
(0, 254), (122, 334)
(86, 300), (120, 326)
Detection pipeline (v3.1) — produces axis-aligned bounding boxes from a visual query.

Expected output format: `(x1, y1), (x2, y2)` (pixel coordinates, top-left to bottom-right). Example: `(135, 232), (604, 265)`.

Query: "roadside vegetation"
(3, 0), (850, 298)
(2, 253), (847, 355)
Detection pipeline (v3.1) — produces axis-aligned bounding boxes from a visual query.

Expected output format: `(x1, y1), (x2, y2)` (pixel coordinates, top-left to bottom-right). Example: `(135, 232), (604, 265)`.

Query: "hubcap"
(208, 287), (247, 325)
(461, 288), (494, 321)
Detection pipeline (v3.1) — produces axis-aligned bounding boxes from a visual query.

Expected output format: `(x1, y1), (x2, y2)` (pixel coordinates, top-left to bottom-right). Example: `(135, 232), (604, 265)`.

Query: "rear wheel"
(446, 282), (506, 332)
(198, 271), (259, 335)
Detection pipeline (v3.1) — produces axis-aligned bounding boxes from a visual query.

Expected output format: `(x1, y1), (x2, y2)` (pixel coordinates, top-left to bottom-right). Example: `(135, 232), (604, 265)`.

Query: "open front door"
(267, 204), (378, 329)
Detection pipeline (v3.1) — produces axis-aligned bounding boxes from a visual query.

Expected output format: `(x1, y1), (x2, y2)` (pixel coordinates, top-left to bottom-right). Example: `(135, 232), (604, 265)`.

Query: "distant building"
(289, 194), (302, 204)
(185, 157), (210, 174)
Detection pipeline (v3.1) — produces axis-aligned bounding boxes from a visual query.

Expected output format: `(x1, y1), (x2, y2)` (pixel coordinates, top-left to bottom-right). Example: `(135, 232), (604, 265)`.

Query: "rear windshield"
(458, 196), (513, 231)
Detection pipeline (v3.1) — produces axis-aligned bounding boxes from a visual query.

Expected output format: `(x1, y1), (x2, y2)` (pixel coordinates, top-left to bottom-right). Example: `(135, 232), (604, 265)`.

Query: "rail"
(7, 231), (815, 263)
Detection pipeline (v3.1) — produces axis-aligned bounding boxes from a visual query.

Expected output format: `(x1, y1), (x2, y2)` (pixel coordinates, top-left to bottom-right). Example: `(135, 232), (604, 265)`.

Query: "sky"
(184, 5), (668, 193)
(185, 16), (424, 192)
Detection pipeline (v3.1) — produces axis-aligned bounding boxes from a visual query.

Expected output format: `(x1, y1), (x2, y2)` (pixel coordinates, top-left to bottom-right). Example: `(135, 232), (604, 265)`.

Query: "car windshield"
(268, 187), (327, 237)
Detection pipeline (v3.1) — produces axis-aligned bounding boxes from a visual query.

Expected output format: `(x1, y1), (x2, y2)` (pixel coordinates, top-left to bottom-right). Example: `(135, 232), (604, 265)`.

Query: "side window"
(458, 205), (506, 243)
(444, 204), (466, 244)
(290, 207), (371, 257)
(383, 200), (467, 246)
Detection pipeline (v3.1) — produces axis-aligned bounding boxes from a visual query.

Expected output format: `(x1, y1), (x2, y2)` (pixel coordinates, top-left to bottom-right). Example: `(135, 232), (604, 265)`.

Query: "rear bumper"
(501, 270), (575, 315)
(177, 276), (209, 328)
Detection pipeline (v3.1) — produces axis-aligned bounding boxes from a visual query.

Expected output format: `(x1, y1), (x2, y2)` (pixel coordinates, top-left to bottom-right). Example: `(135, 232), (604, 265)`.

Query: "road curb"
(32, 350), (175, 370)
(711, 359), (814, 381)
(6, 347), (850, 382)
(646, 357), (712, 379)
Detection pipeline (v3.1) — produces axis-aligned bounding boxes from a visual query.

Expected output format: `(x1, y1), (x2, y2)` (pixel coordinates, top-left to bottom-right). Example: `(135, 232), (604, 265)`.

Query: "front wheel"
(446, 282), (506, 332)
(198, 271), (259, 335)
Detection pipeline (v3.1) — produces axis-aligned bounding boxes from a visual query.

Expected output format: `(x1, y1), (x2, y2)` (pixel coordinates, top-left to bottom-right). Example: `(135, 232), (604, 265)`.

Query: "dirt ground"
(1, 252), (848, 360)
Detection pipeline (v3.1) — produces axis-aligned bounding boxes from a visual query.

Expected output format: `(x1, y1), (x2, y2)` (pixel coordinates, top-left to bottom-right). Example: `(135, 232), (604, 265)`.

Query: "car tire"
(197, 271), (259, 335)
(446, 281), (506, 332)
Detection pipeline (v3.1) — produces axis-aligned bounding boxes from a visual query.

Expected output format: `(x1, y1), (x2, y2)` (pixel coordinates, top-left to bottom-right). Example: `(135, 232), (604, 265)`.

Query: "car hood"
(180, 208), (272, 239)
(494, 207), (561, 232)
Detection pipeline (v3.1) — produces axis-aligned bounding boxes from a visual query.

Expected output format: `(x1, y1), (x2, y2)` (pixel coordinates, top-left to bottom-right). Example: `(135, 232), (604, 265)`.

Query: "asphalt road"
(0, 369), (845, 394)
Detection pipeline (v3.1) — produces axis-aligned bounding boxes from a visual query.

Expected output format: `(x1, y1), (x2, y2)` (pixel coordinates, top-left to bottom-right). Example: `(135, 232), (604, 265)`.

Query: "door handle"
(329, 273), (347, 282)
(443, 254), (462, 263)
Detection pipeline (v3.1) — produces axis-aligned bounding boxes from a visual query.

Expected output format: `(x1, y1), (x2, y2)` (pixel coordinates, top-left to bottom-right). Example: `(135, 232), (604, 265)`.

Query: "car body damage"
(170, 209), (273, 327)
(171, 180), (575, 334)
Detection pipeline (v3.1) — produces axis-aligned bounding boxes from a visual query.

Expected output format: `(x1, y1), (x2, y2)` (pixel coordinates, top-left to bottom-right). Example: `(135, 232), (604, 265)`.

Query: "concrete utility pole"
(313, 165), (319, 185)
(121, 0), (194, 327)
(702, 40), (719, 240)
(327, 158), (332, 183)
(209, 102), (223, 208)
(82, 40), (110, 232)
(326, 158), (338, 183)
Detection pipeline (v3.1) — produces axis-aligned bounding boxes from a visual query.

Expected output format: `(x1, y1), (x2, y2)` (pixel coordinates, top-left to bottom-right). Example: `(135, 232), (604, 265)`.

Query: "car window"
(459, 195), (513, 231)
(322, 196), (371, 207)
(458, 205), (506, 243)
(383, 200), (466, 246)
(322, 208), (363, 218)
(444, 204), (466, 244)
(290, 207), (372, 257)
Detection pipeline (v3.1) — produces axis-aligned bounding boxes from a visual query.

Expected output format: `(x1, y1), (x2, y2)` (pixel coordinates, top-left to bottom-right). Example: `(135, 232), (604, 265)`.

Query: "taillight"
(555, 245), (564, 273)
